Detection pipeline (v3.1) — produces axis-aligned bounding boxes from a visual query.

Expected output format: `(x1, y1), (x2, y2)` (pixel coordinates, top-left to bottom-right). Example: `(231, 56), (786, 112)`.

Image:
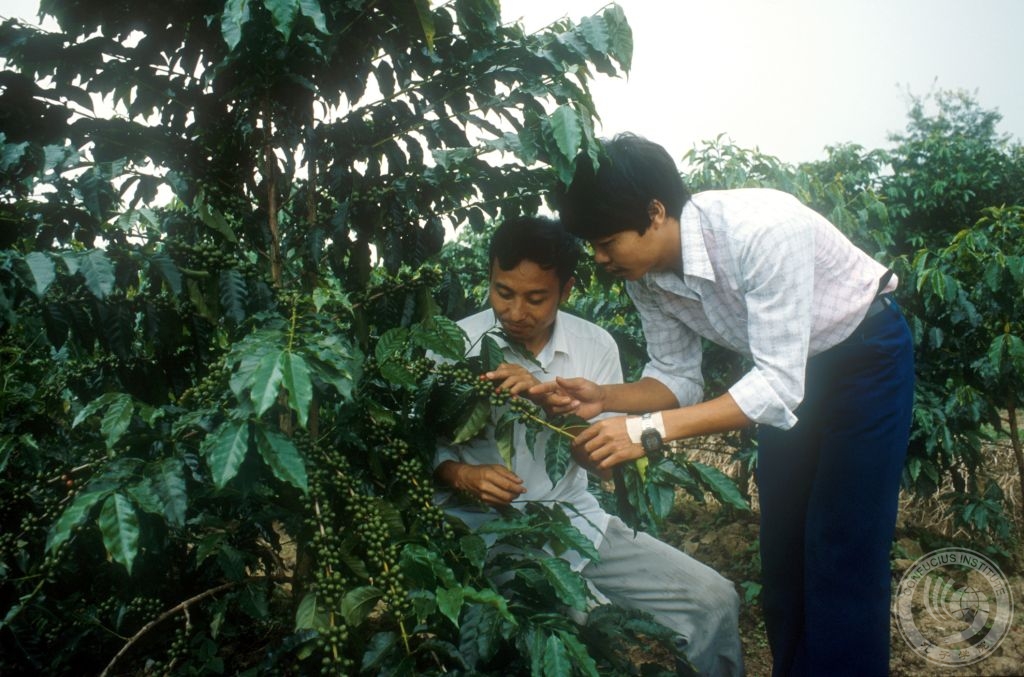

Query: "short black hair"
(488, 215), (579, 287)
(554, 132), (692, 240)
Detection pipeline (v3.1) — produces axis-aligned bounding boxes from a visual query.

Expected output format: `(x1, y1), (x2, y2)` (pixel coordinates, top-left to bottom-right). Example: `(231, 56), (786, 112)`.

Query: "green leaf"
(98, 493), (140, 574)
(412, 0), (436, 49)
(375, 327), (409, 365)
(538, 557), (589, 610)
(549, 104), (583, 163)
(452, 399), (491, 444)
(100, 393), (134, 451)
(255, 425), (309, 492)
(201, 420), (250, 489)
(264, 0), (298, 39)
(542, 633), (571, 676)
(24, 252), (56, 298)
(494, 411), (515, 468)
(341, 586), (383, 626)
(577, 14), (609, 52)
(281, 352), (313, 427)
(690, 461), (749, 511)
(556, 630), (600, 677)
(218, 269), (248, 324)
(0, 139), (28, 171)
(72, 392), (121, 428)
(295, 592), (327, 630)
(361, 631), (399, 673)
(148, 251), (182, 295)
(251, 350), (285, 416)
(436, 586), (464, 627)
(462, 587), (514, 623)
(411, 316), (467, 361)
(221, 0), (251, 51)
(544, 521), (599, 561)
(480, 334), (504, 371)
(76, 249), (116, 299)
(298, 0), (328, 33)
(602, 4), (633, 70)
(151, 458), (187, 527)
(544, 430), (571, 484)
(46, 489), (111, 553)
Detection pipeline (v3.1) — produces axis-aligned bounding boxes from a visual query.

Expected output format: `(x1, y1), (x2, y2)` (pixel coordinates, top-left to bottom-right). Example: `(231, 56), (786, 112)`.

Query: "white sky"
(5, 0), (1024, 165)
(502, 0), (1024, 164)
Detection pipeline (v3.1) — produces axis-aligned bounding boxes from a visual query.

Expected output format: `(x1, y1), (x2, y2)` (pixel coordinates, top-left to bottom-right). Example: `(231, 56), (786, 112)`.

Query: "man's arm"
(529, 375), (679, 419)
(572, 392), (753, 470)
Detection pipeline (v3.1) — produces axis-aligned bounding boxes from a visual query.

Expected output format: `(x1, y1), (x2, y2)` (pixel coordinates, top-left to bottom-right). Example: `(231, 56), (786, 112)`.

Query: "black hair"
(554, 132), (692, 240)
(488, 215), (579, 287)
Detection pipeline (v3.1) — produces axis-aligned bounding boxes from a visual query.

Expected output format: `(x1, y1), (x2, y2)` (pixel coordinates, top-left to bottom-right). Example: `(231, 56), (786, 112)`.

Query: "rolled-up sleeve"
(726, 217), (815, 430)
(628, 280), (704, 408)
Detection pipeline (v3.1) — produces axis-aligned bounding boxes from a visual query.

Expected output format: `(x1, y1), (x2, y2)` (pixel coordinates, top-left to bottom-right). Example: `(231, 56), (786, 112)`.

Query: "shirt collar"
(678, 199), (716, 283)
(641, 199), (716, 296)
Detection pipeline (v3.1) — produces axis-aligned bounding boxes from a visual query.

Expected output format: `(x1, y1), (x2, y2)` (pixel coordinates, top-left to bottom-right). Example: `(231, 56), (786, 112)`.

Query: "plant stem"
(98, 576), (286, 677)
(517, 408), (574, 439)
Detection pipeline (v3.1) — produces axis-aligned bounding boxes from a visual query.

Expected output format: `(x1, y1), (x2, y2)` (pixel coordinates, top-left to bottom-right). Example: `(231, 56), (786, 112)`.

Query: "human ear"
(559, 277), (575, 303)
(647, 199), (666, 223)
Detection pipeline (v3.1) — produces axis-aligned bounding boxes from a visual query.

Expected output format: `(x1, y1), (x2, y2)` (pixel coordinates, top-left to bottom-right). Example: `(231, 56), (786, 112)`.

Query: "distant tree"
(883, 88), (1024, 252)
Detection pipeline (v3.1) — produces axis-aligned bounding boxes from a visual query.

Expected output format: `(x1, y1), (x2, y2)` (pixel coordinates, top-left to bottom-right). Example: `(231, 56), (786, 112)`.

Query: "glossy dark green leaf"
(201, 420), (250, 489)
(221, 0), (251, 51)
(690, 461), (749, 511)
(251, 350), (285, 416)
(24, 252), (55, 298)
(98, 493), (139, 574)
(538, 556), (588, 611)
(75, 249), (115, 299)
(218, 268), (247, 324)
(544, 431), (570, 485)
(255, 424), (308, 492)
(452, 399), (490, 444)
(280, 351), (313, 427)
(46, 488), (111, 553)
(341, 585), (383, 627)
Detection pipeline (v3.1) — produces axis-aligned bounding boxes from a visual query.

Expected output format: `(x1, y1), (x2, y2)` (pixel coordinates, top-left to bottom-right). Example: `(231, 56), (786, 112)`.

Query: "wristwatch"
(640, 412), (664, 462)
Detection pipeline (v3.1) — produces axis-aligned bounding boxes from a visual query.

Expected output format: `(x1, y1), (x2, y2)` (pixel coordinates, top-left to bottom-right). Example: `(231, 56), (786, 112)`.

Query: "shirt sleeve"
(627, 279), (704, 407)
(726, 213), (815, 430)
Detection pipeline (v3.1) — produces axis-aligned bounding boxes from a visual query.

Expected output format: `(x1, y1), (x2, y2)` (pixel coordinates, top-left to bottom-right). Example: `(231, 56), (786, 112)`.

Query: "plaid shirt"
(627, 188), (895, 430)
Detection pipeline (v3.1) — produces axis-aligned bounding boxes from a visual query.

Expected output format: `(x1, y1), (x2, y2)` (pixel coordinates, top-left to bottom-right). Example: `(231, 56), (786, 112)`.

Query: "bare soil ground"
(663, 436), (1023, 677)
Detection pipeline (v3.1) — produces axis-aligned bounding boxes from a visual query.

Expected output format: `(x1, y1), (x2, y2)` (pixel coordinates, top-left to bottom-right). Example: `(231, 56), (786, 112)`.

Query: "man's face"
(488, 258), (572, 355)
(588, 229), (657, 281)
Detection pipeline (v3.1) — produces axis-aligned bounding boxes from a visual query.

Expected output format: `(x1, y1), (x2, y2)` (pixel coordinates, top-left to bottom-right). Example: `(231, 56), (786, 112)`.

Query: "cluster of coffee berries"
(164, 238), (248, 275)
(177, 356), (229, 407)
(394, 456), (453, 541)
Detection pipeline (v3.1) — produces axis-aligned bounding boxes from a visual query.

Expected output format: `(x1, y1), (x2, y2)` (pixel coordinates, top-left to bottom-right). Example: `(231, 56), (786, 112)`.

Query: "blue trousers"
(756, 301), (914, 676)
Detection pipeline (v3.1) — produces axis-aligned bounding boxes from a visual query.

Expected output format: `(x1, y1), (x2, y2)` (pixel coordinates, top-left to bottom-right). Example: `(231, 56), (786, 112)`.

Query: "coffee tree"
(0, 1), (702, 674)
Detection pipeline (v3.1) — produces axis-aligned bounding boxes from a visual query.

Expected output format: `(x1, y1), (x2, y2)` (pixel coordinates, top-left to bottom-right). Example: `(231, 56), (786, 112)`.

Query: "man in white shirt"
(542, 134), (915, 677)
(433, 216), (744, 676)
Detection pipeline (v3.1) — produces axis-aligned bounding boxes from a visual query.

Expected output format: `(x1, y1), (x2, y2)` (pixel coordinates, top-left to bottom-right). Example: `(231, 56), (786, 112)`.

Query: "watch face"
(641, 429), (662, 454)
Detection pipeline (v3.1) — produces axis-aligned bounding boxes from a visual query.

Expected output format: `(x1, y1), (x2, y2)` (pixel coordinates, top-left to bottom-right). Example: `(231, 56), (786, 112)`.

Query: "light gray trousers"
(581, 516), (745, 677)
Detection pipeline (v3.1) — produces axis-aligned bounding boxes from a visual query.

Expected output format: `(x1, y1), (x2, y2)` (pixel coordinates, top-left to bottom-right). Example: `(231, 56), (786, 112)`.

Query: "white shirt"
(628, 188), (895, 430)
(433, 308), (623, 569)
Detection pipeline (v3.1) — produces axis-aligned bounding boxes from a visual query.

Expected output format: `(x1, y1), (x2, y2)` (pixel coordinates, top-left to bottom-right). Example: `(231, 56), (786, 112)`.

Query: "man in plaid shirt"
(536, 133), (914, 677)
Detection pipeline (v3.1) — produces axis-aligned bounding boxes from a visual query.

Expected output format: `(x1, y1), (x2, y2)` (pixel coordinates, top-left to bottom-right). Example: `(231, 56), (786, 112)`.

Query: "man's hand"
(571, 415), (645, 470)
(436, 461), (525, 507)
(485, 363), (570, 417)
(528, 376), (605, 419)
(483, 363), (540, 397)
